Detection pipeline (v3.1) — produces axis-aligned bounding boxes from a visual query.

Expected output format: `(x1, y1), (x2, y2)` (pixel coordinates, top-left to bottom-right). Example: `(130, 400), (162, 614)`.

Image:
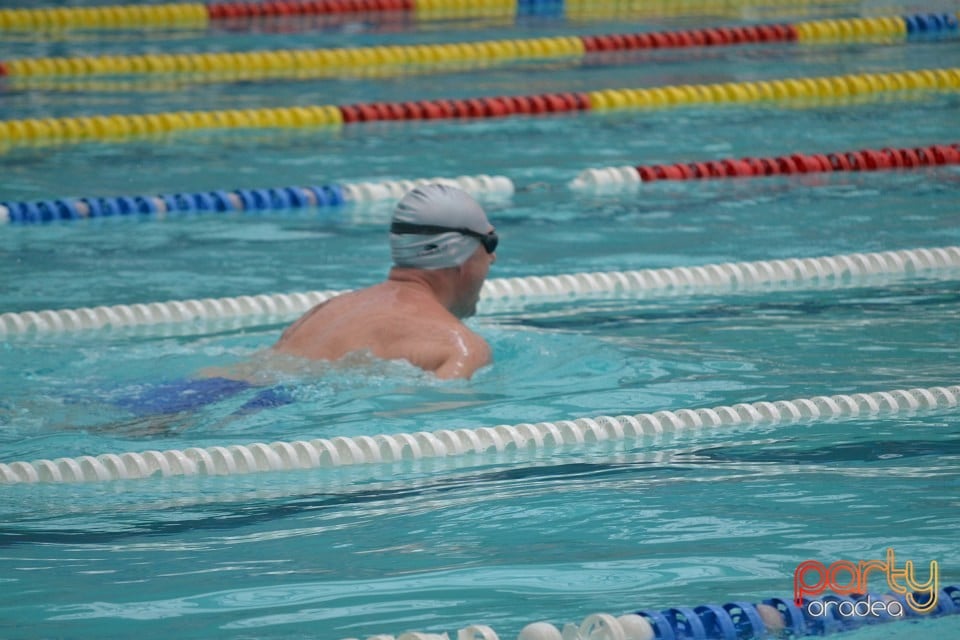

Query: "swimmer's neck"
(386, 267), (459, 310)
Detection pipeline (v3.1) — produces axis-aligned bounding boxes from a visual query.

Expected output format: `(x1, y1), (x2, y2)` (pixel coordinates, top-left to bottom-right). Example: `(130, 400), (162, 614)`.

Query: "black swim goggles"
(390, 221), (498, 254)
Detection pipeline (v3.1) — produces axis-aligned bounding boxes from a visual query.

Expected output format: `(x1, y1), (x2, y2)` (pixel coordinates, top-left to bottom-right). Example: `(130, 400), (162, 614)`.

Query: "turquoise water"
(2, 3), (960, 639)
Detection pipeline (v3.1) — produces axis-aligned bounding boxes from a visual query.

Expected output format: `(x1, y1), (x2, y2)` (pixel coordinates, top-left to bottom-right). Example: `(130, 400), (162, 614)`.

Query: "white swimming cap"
(390, 183), (493, 270)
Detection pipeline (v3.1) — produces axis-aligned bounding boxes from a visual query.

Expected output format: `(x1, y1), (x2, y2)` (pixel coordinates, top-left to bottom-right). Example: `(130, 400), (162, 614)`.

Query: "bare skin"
(271, 245), (495, 379)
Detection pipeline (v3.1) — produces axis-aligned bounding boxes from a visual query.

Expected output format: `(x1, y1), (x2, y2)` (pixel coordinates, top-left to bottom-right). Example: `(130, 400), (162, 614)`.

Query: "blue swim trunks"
(112, 377), (295, 416)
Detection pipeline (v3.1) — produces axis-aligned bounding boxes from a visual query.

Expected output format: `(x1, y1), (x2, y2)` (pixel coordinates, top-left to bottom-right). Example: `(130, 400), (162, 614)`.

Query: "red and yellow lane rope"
(0, 1), (883, 31)
(0, 68), (956, 149)
(1, 14), (954, 79)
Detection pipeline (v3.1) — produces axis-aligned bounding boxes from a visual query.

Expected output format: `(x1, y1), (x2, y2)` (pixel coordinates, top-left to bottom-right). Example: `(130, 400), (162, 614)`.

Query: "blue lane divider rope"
(904, 12), (959, 37)
(627, 587), (960, 640)
(532, 586), (960, 639)
(0, 174), (515, 225)
(355, 585), (960, 638)
(0, 184), (346, 224)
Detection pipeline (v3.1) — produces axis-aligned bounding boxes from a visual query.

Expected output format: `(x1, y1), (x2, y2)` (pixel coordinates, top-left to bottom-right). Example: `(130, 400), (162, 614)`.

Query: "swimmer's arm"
(432, 329), (492, 380)
(195, 354), (270, 384)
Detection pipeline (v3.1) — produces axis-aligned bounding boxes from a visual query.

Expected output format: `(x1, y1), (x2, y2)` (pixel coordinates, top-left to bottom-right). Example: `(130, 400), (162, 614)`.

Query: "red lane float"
(337, 91), (590, 123)
(635, 143), (960, 182)
(207, 0), (413, 19)
(581, 23), (798, 53)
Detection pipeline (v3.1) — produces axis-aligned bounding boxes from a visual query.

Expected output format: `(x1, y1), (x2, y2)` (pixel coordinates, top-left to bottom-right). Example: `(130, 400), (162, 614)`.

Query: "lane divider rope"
(1, 384), (957, 484)
(0, 173), (514, 225)
(5, 12), (953, 93)
(0, 0), (721, 31)
(221, 0), (872, 24)
(0, 0), (916, 32)
(346, 584), (960, 640)
(2, 140), (956, 225)
(1, 13), (957, 77)
(2, 246), (958, 335)
(0, 0), (518, 32)
(569, 142), (960, 189)
(0, 68), (957, 149)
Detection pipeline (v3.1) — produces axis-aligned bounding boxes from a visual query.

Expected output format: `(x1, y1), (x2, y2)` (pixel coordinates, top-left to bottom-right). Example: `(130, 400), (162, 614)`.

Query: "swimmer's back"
(272, 282), (490, 378)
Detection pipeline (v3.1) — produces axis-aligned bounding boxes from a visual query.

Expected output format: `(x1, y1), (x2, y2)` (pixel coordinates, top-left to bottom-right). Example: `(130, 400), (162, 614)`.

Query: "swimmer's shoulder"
(278, 297), (340, 341)
(406, 320), (490, 379)
(434, 327), (491, 379)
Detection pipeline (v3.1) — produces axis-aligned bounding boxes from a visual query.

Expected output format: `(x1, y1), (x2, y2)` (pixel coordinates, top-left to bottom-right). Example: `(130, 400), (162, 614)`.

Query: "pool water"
(1, 2), (960, 639)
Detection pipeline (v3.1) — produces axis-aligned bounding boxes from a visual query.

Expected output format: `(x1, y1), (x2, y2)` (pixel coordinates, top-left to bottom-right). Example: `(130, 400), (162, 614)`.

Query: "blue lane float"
(346, 584), (960, 639)
(517, 0), (564, 19)
(508, 586), (960, 640)
(0, 183), (343, 224)
(624, 587), (960, 640)
(904, 12), (960, 37)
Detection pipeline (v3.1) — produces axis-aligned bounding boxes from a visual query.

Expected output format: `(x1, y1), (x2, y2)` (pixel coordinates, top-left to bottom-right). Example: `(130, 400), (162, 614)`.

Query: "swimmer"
(272, 183), (498, 380)
(112, 184), (496, 421)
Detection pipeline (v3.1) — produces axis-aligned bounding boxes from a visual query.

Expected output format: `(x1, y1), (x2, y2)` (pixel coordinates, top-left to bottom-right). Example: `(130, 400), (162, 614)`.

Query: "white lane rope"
(2, 385), (956, 484)
(2, 246), (958, 334)
(341, 174), (514, 204)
